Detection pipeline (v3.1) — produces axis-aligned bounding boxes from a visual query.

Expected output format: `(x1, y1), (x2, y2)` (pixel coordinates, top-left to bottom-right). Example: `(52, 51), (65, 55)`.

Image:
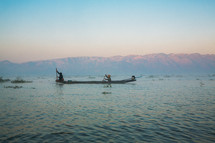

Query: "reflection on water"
(0, 75), (215, 142)
(102, 92), (112, 95)
(55, 83), (64, 96)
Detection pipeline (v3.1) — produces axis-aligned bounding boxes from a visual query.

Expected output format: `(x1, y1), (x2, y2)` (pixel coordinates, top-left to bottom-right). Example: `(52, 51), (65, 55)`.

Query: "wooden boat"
(56, 76), (136, 84)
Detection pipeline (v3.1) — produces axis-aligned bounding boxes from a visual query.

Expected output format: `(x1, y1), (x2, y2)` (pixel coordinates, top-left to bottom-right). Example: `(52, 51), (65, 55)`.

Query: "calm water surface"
(0, 75), (215, 142)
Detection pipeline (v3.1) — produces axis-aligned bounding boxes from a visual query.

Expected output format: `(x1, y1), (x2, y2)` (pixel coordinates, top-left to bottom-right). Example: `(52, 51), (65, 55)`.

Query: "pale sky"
(0, 0), (215, 63)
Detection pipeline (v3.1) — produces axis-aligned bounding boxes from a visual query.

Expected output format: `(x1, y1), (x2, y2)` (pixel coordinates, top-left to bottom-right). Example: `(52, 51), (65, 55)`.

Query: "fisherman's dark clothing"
(57, 71), (64, 81)
(59, 73), (63, 80)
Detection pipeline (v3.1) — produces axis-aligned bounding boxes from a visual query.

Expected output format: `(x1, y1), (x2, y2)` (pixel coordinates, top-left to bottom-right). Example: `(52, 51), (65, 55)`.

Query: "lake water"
(0, 74), (215, 142)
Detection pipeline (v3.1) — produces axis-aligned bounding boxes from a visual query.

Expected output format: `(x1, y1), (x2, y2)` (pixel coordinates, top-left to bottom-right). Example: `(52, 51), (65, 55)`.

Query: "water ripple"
(0, 75), (215, 142)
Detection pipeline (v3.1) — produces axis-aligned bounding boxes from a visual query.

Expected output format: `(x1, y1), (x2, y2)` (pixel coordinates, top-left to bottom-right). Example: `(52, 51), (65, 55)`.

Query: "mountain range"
(1, 53), (215, 76)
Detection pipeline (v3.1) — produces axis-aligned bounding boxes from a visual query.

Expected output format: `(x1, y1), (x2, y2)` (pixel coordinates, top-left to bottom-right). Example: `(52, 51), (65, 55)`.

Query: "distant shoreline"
(1, 53), (215, 76)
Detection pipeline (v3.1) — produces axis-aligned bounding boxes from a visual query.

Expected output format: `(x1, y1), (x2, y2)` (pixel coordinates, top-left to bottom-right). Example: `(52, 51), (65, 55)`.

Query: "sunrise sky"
(0, 0), (215, 63)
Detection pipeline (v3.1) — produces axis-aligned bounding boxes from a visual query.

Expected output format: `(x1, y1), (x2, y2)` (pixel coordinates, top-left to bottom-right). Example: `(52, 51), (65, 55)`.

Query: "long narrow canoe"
(56, 76), (136, 84)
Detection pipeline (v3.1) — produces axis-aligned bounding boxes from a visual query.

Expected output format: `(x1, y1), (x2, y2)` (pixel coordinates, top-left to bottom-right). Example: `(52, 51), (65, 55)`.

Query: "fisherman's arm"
(56, 69), (60, 74)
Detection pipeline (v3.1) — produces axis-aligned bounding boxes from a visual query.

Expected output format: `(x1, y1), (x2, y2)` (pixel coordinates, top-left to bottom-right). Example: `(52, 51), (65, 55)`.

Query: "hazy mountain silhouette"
(1, 53), (215, 76)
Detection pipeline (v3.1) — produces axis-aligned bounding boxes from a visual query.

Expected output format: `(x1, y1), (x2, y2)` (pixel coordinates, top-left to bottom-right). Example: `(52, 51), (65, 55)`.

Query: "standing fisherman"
(104, 74), (111, 82)
(56, 68), (64, 81)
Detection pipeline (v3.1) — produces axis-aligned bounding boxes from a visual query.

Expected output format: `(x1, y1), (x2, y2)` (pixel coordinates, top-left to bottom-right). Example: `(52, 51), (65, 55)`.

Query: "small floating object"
(148, 75), (154, 78)
(102, 92), (112, 94)
(200, 82), (205, 86)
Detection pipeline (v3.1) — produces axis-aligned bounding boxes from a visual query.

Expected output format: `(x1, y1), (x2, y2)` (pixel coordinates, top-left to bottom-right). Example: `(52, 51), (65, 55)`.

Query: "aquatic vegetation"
(4, 85), (23, 89)
(0, 77), (10, 82)
(11, 77), (32, 83)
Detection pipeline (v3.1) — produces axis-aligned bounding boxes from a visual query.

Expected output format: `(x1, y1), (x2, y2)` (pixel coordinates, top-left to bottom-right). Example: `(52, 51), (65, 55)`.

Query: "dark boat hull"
(56, 79), (136, 84)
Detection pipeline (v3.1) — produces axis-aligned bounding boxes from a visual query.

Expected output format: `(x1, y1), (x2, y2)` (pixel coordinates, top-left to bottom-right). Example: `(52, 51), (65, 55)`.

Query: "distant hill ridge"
(1, 53), (215, 75)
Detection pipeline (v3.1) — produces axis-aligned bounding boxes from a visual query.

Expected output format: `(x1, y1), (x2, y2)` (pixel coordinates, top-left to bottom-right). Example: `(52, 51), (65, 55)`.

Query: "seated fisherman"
(56, 69), (64, 81)
(104, 74), (111, 82)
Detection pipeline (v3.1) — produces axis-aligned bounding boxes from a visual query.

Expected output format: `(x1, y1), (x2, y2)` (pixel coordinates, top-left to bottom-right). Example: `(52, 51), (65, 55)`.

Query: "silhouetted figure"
(132, 75), (136, 80)
(104, 74), (111, 82)
(56, 69), (64, 81)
